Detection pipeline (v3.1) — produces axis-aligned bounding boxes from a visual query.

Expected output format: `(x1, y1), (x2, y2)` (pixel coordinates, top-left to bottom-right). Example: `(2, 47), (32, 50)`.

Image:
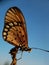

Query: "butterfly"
(2, 6), (31, 52)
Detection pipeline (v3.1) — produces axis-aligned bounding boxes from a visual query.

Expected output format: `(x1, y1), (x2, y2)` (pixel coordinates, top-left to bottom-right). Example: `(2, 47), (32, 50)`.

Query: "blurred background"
(0, 0), (49, 65)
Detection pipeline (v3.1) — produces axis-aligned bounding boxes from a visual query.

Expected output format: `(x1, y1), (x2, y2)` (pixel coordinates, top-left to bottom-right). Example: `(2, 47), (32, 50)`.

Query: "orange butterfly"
(2, 7), (31, 52)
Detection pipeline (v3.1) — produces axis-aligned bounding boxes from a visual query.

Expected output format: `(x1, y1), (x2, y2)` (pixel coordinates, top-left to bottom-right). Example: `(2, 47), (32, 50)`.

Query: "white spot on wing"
(4, 28), (8, 31)
(9, 23), (13, 26)
(6, 25), (9, 28)
(3, 36), (6, 40)
(14, 22), (17, 25)
(3, 32), (6, 35)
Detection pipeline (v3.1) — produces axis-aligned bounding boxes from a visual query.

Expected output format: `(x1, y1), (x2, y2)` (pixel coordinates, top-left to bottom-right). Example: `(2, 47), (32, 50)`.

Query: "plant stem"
(9, 47), (18, 65)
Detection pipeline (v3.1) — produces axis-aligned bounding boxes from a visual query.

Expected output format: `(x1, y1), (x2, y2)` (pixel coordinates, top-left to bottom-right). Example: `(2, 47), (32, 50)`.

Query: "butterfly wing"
(2, 7), (28, 48)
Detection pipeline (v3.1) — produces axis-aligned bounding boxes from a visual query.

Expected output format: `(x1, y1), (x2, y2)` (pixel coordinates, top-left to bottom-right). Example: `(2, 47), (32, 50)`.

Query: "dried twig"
(9, 47), (18, 65)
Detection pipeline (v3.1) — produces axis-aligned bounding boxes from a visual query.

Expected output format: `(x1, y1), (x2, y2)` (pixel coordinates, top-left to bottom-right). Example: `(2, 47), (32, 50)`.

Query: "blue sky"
(0, 0), (49, 65)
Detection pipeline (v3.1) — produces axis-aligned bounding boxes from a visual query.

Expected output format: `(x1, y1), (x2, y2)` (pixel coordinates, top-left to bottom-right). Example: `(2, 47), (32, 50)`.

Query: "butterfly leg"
(17, 51), (23, 60)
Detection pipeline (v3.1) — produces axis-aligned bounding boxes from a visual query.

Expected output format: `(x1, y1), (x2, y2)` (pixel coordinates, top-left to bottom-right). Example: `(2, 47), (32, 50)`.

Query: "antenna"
(31, 47), (49, 52)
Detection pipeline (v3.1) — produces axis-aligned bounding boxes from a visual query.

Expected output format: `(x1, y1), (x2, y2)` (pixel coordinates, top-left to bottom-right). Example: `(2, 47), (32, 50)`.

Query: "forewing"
(3, 7), (28, 48)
